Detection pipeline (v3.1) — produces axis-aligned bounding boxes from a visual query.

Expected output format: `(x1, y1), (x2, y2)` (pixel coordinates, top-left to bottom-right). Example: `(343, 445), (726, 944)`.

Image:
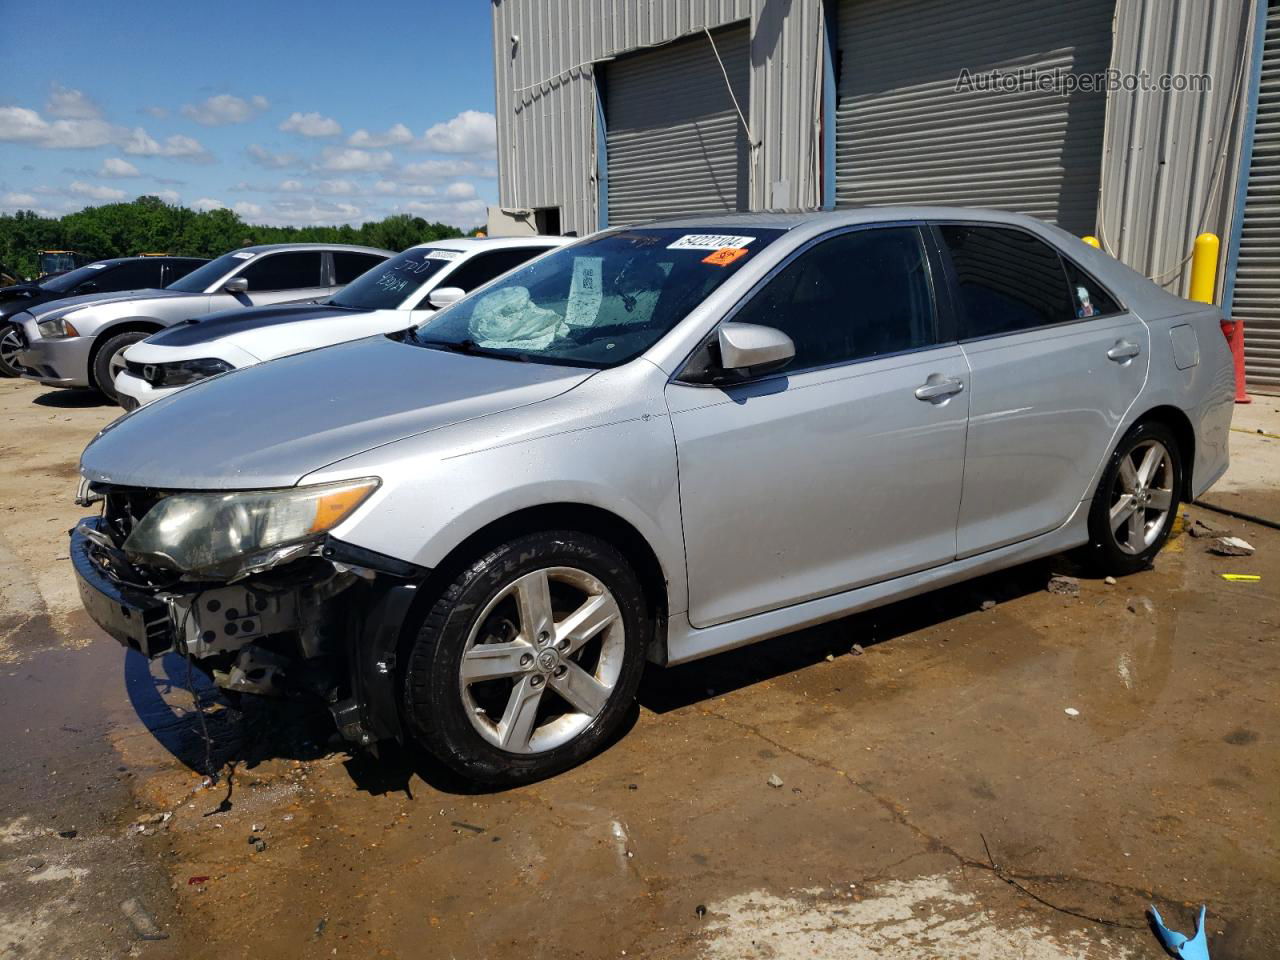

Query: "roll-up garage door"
(1234, 2), (1280, 394)
(834, 0), (1114, 236)
(604, 23), (750, 226)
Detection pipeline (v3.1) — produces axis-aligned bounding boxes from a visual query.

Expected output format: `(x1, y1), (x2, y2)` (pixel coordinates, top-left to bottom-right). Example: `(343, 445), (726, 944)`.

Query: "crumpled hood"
(146, 302), (357, 348)
(81, 335), (593, 490)
(25, 287), (187, 321)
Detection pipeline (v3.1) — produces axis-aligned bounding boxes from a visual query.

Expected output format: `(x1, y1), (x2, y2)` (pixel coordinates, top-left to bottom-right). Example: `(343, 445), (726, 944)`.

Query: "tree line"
(0, 196), (470, 279)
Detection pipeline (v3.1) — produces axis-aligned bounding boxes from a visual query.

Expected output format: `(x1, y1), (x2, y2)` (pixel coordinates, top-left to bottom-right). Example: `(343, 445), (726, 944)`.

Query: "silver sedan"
(72, 208), (1234, 783)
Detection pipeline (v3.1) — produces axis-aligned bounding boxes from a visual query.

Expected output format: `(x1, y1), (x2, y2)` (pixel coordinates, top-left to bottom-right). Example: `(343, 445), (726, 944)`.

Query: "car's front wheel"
(402, 530), (650, 785)
(0, 323), (24, 377)
(91, 330), (150, 403)
(1084, 420), (1183, 576)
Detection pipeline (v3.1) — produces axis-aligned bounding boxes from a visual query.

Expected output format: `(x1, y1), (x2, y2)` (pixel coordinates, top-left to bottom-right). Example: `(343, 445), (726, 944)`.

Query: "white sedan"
(114, 236), (570, 408)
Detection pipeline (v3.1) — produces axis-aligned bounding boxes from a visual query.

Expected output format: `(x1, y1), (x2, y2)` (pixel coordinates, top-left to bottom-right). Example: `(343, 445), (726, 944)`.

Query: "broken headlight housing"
(122, 478), (379, 577)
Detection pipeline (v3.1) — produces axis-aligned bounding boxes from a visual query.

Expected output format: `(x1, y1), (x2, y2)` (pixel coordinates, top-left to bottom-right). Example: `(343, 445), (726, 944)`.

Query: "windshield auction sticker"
(702, 248), (749, 267)
(424, 249), (463, 261)
(667, 234), (756, 250)
(565, 256), (603, 327)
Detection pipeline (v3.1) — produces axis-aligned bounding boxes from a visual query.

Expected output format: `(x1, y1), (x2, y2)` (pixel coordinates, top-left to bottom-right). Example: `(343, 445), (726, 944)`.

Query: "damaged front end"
(71, 478), (427, 747)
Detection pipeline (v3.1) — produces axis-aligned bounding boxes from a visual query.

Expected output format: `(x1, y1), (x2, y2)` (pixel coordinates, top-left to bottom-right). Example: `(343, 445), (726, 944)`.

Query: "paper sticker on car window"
(565, 256), (603, 327)
(87, 263), (107, 269)
(231, 251), (255, 259)
(702, 247), (749, 267)
(424, 249), (463, 261)
(667, 234), (756, 251)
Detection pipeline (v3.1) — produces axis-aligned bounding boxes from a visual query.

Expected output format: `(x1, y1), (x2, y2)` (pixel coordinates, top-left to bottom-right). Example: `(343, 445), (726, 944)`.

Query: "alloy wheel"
(1108, 438), (1174, 555)
(0, 326), (23, 373)
(458, 566), (625, 754)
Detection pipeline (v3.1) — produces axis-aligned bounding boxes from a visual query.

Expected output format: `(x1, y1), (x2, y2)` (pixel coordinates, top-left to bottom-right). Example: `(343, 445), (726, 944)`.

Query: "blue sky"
(0, 0), (497, 227)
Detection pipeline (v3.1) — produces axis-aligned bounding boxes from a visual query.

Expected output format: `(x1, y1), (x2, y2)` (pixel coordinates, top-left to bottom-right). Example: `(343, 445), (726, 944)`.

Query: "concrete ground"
(0, 376), (1276, 960)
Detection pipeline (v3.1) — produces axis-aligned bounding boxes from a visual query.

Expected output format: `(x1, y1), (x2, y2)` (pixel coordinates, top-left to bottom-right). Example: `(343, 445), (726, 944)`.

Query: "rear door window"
(238, 251), (325, 290)
(442, 248), (554, 292)
(936, 225), (1075, 339)
(98, 259), (162, 291)
(333, 251), (389, 285)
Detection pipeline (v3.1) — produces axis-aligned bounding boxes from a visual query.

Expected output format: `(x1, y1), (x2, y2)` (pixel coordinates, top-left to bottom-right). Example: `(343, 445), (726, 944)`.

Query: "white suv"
(114, 236), (569, 408)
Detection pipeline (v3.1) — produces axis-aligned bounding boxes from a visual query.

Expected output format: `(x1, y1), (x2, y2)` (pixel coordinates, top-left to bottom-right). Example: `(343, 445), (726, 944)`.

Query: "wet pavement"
(0, 376), (1276, 959)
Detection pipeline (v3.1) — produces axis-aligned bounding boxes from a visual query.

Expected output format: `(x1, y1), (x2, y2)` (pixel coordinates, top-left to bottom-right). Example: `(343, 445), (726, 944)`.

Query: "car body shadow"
(32, 388), (111, 408)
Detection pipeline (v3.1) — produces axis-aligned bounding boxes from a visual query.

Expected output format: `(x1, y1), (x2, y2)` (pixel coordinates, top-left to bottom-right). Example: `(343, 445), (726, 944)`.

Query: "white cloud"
(280, 111), (342, 138)
(279, 178), (305, 192)
(246, 143), (301, 169)
(99, 156), (140, 177)
(143, 105), (169, 118)
(373, 179), (399, 195)
(347, 122), (414, 148)
(1, 191), (38, 206)
(315, 179), (363, 195)
(402, 196), (488, 227)
(121, 128), (213, 162)
(400, 157), (496, 182)
(233, 201), (265, 218)
(444, 181), (477, 200)
(0, 106), (117, 149)
(152, 189), (181, 204)
(191, 197), (227, 212)
(47, 85), (102, 120)
(316, 147), (392, 172)
(268, 198), (365, 225)
(68, 180), (127, 202)
(181, 93), (269, 126)
(421, 110), (496, 154)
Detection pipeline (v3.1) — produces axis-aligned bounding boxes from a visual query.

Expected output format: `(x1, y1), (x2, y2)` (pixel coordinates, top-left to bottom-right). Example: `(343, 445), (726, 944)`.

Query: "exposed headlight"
(37, 316), (79, 338)
(147, 357), (234, 387)
(123, 478), (380, 576)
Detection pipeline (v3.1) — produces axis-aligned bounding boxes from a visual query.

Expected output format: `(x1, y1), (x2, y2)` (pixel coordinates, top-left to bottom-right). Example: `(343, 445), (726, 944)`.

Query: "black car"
(0, 256), (207, 377)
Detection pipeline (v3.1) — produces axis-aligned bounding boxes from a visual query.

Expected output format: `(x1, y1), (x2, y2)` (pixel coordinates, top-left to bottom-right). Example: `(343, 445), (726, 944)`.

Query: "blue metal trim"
(1223, 0), (1268, 312)
(595, 74), (609, 231)
(821, 1), (837, 210)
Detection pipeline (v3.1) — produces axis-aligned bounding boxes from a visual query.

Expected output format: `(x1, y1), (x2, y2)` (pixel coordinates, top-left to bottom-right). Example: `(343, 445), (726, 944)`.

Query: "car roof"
(407, 236), (571, 254)
(86, 255), (209, 266)
(231, 242), (395, 256)
(634, 207), (1072, 231)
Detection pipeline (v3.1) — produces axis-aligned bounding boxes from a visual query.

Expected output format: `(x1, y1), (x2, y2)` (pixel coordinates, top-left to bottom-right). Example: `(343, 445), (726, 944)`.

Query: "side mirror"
(223, 276), (249, 294)
(718, 322), (795, 373)
(427, 286), (464, 309)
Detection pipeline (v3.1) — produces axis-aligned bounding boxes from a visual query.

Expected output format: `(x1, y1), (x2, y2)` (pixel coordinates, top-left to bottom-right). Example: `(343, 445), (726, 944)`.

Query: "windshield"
(405, 228), (782, 368)
(329, 246), (457, 310)
(166, 251), (251, 292)
(39, 262), (111, 292)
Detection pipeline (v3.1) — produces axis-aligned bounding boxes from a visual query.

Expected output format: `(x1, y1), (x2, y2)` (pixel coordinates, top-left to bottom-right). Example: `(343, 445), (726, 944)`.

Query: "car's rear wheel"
(0, 323), (23, 377)
(91, 330), (149, 402)
(401, 530), (649, 785)
(1084, 420), (1182, 576)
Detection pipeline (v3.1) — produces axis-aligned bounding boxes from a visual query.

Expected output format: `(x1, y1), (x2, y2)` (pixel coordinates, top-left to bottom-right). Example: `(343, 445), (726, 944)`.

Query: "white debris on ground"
(699, 873), (1137, 960)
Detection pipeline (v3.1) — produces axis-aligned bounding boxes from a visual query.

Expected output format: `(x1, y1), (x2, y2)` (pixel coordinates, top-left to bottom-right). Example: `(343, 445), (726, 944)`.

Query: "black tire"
(0, 323), (23, 378)
(1083, 419), (1183, 576)
(402, 530), (650, 785)
(91, 330), (150, 402)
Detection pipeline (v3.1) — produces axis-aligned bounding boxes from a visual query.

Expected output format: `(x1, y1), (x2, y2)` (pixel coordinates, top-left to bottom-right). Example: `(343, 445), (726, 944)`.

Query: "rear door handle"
(914, 376), (965, 403)
(1107, 340), (1141, 362)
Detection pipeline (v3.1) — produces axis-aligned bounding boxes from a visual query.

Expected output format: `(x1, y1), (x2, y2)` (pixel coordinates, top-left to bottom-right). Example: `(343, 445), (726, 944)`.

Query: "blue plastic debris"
(1147, 904), (1210, 960)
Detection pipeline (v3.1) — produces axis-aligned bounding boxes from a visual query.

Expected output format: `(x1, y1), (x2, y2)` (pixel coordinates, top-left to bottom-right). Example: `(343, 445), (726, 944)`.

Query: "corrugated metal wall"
(490, 0), (826, 236)
(1234, 0), (1280, 392)
(833, 0), (1114, 236)
(1098, 0), (1257, 296)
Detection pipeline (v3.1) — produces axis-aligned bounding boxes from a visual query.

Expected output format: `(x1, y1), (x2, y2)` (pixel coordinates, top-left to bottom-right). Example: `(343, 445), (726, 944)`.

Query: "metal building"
(490, 0), (1278, 393)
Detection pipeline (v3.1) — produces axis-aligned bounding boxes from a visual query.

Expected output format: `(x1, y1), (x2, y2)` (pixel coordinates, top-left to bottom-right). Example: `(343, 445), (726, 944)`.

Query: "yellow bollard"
(1082, 235), (1100, 248)
(1189, 232), (1219, 304)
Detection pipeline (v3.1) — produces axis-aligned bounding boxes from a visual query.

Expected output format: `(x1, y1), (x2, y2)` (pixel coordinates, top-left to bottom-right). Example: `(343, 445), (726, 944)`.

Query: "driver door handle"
(914, 377), (965, 402)
(1107, 340), (1141, 362)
